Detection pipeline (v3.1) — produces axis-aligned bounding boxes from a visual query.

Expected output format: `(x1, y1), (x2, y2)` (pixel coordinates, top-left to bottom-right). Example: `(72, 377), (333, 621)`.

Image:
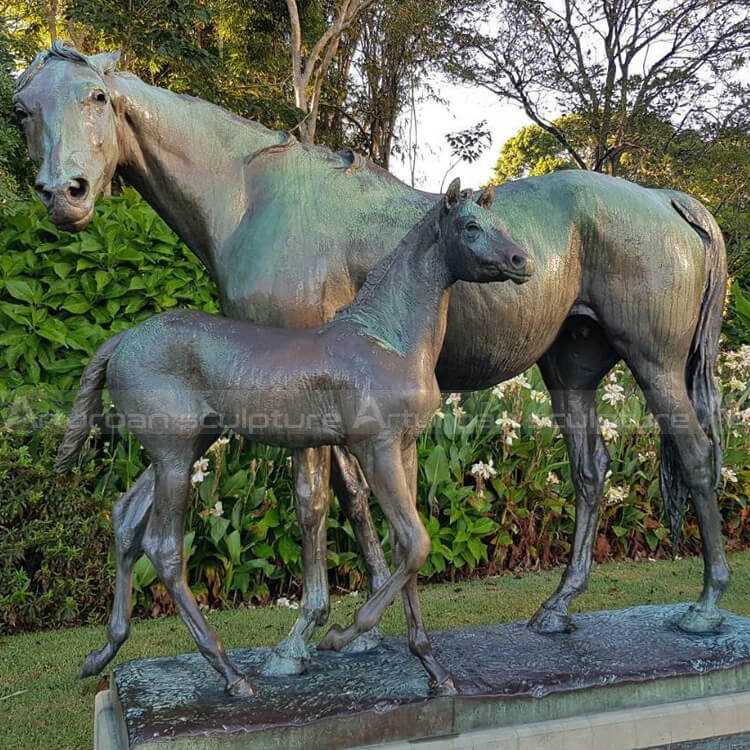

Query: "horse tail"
(661, 196), (727, 548)
(55, 331), (127, 473)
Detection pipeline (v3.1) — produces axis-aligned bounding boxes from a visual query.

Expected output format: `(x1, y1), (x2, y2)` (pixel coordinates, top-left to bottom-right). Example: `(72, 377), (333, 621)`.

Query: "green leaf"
(278, 535), (299, 564)
(209, 516), (230, 546)
(6, 278), (42, 304)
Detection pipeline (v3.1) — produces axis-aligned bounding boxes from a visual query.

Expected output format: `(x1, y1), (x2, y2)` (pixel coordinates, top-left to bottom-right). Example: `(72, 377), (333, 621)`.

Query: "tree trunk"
(47, 0), (58, 45)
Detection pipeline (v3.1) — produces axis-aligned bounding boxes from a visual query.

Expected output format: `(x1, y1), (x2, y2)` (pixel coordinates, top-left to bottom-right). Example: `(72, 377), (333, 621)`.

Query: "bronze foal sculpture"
(16, 45), (729, 664)
(55, 181), (533, 695)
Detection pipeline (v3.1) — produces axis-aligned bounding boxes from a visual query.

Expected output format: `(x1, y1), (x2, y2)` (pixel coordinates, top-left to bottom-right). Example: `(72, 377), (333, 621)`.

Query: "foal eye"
(92, 90), (108, 104)
(14, 108), (28, 122)
(465, 221), (480, 232)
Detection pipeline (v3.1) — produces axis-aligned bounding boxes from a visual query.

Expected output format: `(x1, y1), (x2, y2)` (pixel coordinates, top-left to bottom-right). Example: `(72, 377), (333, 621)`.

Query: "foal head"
(438, 178), (534, 285)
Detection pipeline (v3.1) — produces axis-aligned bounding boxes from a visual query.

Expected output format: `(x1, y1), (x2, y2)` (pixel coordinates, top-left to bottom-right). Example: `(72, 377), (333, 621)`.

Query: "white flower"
(728, 376), (746, 391)
(599, 418), (619, 443)
(530, 413), (553, 429)
(496, 411), (521, 430)
(434, 408), (445, 419)
(530, 389), (548, 403)
(471, 459), (497, 480)
(453, 405), (466, 418)
(606, 370), (619, 385)
(491, 383), (507, 399)
(606, 484), (628, 505)
(209, 500), (223, 517)
(722, 466), (738, 484)
(446, 393), (462, 406)
(208, 435), (230, 453)
(546, 471), (560, 485)
(602, 381), (625, 406)
(505, 430), (518, 446)
(276, 597), (299, 610)
(191, 457), (210, 485)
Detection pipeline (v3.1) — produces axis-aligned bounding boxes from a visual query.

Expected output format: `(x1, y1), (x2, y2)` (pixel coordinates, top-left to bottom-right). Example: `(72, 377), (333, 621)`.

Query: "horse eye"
(465, 221), (480, 232)
(14, 108), (28, 122)
(92, 90), (108, 104)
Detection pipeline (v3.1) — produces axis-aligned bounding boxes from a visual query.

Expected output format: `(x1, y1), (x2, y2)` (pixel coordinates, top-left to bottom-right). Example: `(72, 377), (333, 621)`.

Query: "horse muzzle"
(36, 176), (95, 232)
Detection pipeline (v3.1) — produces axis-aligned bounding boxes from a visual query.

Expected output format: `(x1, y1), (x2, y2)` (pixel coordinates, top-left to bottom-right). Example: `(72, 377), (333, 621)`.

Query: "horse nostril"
(67, 177), (89, 202)
(510, 253), (526, 269)
(35, 183), (53, 206)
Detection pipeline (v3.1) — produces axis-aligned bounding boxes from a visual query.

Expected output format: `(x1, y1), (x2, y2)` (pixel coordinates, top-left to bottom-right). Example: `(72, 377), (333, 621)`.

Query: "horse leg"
(529, 317), (618, 633)
(319, 441), (450, 688)
(262, 446), (331, 676)
(396, 442), (456, 692)
(144, 451), (254, 696)
(80, 465), (155, 677)
(330, 446), (390, 653)
(626, 357), (729, 631)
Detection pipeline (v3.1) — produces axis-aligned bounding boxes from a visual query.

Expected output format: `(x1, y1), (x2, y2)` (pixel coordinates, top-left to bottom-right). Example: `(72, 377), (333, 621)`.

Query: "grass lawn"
(4, 552), (750, 750)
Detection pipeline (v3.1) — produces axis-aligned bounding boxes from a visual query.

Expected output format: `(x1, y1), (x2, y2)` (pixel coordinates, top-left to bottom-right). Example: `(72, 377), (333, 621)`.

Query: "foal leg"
(81, 465), (155, 677)
(331, 446), (390, 653)
(144, 452), (253, 696)
(319, 441), (451, 688)
(529, 317), (619, 633)
(262, 446), (331, 676)
(396, 443), (456, 692)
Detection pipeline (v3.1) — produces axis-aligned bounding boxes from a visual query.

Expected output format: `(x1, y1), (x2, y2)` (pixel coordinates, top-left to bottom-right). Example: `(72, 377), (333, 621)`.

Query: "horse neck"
(332, 214), (453, 362)
(109, 73), (285, 275)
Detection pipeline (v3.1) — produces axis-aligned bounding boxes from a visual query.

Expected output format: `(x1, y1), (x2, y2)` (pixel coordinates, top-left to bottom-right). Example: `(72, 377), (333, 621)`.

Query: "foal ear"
(89, 50), (122, 76)
(443, 177), (461, 214)
(477, 186), (494, 209)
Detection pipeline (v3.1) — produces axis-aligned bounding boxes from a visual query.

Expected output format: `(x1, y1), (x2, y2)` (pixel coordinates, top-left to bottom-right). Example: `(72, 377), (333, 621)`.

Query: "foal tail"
(662, 196), (728, 547)
(55, 331), (127, 473)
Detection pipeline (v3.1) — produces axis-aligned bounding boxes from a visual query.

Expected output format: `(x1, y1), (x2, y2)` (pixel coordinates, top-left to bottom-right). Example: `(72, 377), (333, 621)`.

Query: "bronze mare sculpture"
(14, 44), (729, 667)
(55, 182), (533, 695)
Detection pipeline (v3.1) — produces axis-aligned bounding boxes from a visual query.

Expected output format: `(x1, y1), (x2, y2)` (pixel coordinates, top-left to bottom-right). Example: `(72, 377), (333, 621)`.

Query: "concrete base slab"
(94, 604), (750, 749)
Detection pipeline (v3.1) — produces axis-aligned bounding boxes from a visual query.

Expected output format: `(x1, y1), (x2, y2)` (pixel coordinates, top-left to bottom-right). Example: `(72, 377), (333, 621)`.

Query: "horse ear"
(443, 177), (461, 214)
(477, 186), (494, 209)
(89, 50), (121, 75)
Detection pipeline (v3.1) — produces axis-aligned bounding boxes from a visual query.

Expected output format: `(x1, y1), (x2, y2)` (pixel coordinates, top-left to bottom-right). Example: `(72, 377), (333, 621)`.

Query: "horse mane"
(14, 41), (116, 94)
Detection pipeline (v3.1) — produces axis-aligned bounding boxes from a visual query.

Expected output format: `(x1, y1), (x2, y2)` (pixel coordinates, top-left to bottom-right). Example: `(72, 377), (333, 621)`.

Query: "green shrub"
(0, 425), (117, 633)
(0, 192), (218, 418)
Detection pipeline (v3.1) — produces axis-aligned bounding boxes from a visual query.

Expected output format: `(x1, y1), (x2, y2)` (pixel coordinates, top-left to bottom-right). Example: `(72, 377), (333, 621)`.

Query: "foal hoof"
(317, 624), (348, 652)
(227, 676), (256, 697)
(429, 674), (459, 696)
(678, 604), (724, 634)
(80, 649), (107, 678)
(528, 606), (574, 634)
(260, 649), (307, 677)
(341, 626), (383, 654)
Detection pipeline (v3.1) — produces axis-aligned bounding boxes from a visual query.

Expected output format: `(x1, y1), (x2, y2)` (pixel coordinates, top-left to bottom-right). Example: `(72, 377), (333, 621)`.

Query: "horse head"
(439, 178), (535, 285)
(13, 42), (122, 232)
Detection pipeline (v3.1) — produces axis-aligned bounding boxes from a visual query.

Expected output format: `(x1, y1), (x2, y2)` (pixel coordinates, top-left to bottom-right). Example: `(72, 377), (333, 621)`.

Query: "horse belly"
(437, 264), (580, 391)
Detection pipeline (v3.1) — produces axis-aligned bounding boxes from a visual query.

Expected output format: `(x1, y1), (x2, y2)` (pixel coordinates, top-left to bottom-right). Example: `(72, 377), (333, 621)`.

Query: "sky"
(389, 77), (531, 193)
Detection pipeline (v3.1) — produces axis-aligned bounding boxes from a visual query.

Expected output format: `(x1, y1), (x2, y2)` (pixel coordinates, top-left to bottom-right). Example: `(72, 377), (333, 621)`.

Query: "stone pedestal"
(95, 604), (750, 749)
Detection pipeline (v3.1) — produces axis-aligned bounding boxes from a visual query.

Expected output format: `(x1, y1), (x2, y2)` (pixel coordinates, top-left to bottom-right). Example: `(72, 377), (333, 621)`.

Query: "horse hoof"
(260, 649), (307, 677)
(528, 606), (574, 634)
(678, 605), (724, 634)
(318, 625), (347, 652)
(429, 674), (459, 696)
(80, 649), (106, 678)
(340, 626), (383, 654)
(227, 677), (256, 697)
